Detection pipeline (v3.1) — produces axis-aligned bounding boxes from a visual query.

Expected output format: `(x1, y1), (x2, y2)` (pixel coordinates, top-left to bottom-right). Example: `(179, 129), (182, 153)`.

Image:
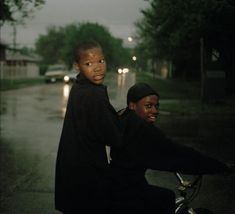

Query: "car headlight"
(117, 68), (123, 74)
(123, 68), (129, 73)
(64, 75), (70, 82)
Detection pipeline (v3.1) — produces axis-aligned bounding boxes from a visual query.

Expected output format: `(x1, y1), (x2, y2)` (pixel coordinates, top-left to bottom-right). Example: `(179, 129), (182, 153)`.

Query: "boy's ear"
(128, 102), (136, 110)
(74, 63), (80, 71)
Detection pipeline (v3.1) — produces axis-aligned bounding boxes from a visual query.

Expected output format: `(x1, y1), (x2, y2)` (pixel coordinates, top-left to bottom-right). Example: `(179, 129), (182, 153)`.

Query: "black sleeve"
(72, 86), (123, 148)
(135, 122), (229, 175)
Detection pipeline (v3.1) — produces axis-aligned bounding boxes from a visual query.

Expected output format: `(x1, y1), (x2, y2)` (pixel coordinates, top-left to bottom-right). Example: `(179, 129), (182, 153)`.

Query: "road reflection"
(62, 84), (71, 118)
(63, 84), (70, 98)
(109, 72), (136, 110)
(117, 72), (136, 99)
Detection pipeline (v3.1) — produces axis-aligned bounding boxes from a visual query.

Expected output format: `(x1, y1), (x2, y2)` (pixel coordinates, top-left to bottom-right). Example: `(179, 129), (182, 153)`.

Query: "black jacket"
(55, 74), (122, 212)
(110, 109), (228, 189)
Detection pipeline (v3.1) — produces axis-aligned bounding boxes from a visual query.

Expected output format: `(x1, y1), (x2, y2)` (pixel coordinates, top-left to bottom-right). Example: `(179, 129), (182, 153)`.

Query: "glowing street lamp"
(132, 56), (137, 61)
(128, 36), (133, 42)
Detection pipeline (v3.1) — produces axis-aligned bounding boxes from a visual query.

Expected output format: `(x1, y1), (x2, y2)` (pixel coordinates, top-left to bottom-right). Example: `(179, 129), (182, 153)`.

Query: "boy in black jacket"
(110, 83), (231, 214)
(55, 40), (122, 214)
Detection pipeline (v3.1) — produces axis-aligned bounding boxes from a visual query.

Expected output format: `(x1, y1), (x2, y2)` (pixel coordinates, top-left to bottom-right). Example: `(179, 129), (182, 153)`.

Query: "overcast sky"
(1, 0), (149, 48)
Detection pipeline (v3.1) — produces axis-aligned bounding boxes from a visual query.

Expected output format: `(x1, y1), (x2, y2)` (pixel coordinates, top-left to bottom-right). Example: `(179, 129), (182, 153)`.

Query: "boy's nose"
(152, 106), (158, 114)
(94, 65), (102, 72)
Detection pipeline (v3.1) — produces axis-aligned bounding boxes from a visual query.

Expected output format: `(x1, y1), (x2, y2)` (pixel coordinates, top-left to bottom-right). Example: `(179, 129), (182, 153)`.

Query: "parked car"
(63, 71), (78, 84)
(45, 64), (68, 83)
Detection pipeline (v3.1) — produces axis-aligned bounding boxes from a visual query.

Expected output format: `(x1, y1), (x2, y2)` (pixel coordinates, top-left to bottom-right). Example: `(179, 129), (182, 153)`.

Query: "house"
(0, 43), (41, 80)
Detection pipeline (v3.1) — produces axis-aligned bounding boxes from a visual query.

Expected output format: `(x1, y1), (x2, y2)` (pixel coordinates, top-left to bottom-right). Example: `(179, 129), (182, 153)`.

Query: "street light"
(128, 36), (133, 42)
(132, 56), (137, 61)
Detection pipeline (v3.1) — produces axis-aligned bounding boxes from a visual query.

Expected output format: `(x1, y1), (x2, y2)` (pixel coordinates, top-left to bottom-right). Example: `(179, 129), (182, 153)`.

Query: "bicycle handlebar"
(175, 173), (202, 188)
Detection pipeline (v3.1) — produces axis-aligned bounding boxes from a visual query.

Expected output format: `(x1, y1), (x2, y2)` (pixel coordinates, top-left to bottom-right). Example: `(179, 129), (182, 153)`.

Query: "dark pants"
(62, 194), (109, 214)
(56, 166), (111, 214)
(111, 184), (175, 214)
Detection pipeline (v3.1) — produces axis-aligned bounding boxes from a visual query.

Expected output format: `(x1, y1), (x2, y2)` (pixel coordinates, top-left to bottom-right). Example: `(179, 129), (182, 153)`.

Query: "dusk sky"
(2, 0), (149, 48)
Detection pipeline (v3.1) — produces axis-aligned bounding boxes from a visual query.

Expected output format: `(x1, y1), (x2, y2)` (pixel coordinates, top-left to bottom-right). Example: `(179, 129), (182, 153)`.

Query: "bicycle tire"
(194, 208), (214, 214)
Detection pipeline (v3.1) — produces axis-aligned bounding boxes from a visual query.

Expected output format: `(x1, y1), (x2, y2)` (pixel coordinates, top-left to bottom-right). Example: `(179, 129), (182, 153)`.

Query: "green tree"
(136, 0), (235, 78)
(36, 22), (131, 71)
(62, 22), (131, 70)
(0, 0), (45, 25)
(35, 26), (65, 65)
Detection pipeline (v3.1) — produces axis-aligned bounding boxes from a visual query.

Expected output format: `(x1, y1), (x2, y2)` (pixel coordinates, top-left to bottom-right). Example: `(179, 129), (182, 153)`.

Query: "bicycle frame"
(174, 173), (202, 214)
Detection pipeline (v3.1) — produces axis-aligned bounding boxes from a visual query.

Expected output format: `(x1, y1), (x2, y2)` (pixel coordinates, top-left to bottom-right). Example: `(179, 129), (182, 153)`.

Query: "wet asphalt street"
(0, 72), (136, 213)
(0, 72), (235, 214)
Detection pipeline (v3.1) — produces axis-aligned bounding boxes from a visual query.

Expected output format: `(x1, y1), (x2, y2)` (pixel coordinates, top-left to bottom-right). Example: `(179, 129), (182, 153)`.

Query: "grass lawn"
(0, 77), (44, 91)
(134, 72), (235, 115)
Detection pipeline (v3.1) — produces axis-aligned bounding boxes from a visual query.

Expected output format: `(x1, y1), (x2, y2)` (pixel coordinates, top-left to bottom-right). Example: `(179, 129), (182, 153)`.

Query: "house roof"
(5, 50), (41, 62)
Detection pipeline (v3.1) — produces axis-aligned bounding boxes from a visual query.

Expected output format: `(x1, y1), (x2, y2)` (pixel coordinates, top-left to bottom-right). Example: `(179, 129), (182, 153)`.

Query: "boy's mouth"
(148, 114), (157, 123)
(93, 74), (105, 81)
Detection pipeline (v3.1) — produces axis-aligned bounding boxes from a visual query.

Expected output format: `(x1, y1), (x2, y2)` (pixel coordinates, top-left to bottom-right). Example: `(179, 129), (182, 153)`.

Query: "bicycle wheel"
(194, 208), (214, 214)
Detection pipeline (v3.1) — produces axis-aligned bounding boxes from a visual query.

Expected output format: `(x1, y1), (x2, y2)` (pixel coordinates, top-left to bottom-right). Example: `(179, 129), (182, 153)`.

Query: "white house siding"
(0, 61), (40, 80)
(26, 62), (39, 78)
(0, 50), (41, 80)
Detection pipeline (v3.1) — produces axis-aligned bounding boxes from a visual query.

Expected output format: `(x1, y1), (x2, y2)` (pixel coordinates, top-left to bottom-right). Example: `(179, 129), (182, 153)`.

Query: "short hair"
(74, 40), (102, 62)
(127, 83), (159, 105)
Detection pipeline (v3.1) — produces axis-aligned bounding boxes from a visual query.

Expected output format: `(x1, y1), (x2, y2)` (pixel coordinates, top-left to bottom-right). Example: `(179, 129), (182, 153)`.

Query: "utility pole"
(200, 37), (205, 102)
(13, 24), (17, 50)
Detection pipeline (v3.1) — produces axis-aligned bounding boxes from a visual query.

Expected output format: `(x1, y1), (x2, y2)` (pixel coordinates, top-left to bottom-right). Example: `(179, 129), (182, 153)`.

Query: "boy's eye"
(85, 62), (92, 66)
(155, 104), (159, 109)
(145, 103), (159, 109)
(99, 59), (105, 63)
(145, 104), (152, 109)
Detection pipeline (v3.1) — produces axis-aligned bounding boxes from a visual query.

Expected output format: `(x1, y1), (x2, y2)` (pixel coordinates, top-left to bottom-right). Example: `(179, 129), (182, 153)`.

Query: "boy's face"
(129, 95), (159, 124)
(75, 47), (106, 85)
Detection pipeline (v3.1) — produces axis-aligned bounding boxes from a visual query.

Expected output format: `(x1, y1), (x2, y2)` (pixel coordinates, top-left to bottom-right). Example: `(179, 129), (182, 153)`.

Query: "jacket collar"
(75, 73), (106, 90)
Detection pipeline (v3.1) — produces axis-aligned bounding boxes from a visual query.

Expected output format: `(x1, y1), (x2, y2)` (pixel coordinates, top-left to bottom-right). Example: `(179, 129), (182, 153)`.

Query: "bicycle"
(174, 172), (213, 214)
(111, 170), (231, 214)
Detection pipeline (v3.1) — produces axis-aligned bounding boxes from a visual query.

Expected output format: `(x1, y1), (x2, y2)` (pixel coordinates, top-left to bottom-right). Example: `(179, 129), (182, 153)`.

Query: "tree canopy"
(35, 22), (131, 72)
(0, 0), (45, 26)
(135, 0), (235, 78)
